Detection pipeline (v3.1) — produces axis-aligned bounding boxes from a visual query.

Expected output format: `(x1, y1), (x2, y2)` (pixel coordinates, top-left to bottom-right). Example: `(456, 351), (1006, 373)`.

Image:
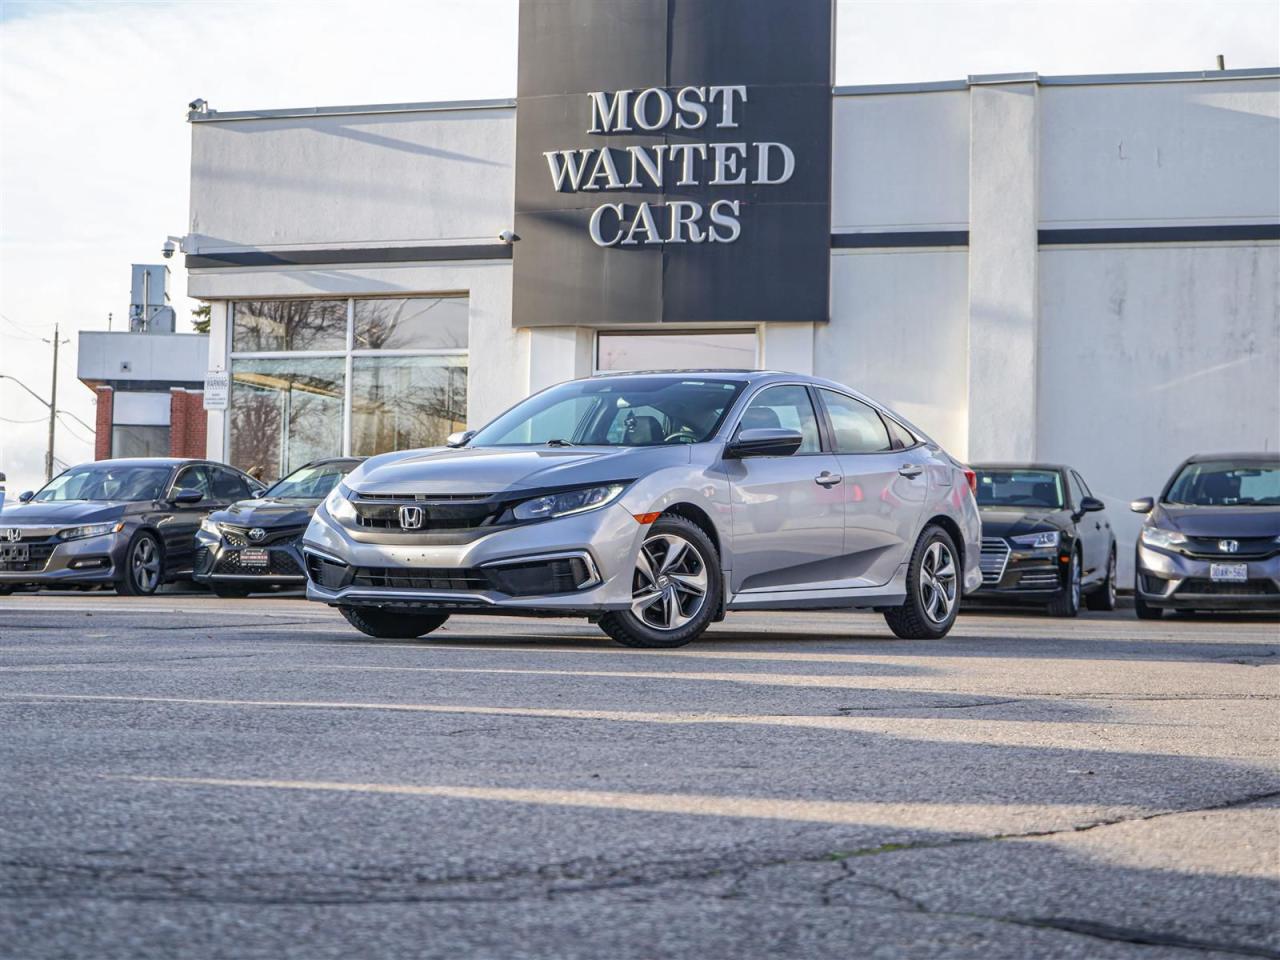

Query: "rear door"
(723, 384), (846, 594)
(816, 389), (929, 588)
(1070, 469), (1108, 582)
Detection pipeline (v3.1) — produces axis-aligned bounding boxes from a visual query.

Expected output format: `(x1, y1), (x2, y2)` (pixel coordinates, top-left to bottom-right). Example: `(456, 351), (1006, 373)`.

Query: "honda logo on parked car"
(398, 505), (425, 530)
(3, 528), (20, 543)
(1218, 539), (1239, 553)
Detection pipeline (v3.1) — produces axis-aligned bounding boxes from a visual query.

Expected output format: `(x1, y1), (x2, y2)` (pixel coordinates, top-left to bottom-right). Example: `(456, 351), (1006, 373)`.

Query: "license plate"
(1210, 562), (1248, 583)
(0, 544), (29, 563)
(239, 549), (269, 567)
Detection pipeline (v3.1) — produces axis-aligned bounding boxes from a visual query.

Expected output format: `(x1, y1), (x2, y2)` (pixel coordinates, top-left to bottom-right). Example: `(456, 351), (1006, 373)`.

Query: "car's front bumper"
(301, 502), (645, 613)
(1136, 542), (1280, 610)
(0, 530), (126, 587)
(193, 528), (307, 586)
(972, 537), (1065, 601)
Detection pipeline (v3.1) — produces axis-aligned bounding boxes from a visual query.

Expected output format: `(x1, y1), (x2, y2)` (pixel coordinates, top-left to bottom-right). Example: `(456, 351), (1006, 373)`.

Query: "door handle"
(814, 471), (843, 487)
(898, 465), (923, 478)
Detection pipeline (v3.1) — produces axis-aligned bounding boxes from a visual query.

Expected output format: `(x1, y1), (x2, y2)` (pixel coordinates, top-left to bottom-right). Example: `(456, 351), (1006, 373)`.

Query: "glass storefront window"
(596, 331), (758, 372)
(110, 425), (170, 458)
(229, 357), (345, 482)
(351, 355), (467, 455)
(354, 297), (469, 351)
(232, 300), (348, 353)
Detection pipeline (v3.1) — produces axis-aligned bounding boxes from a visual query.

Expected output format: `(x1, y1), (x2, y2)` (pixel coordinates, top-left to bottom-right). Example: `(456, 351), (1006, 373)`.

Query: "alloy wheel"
(919, 540), (958, 624)
(1070, 553), (1081, 609)
(131, 537), (161, 593)
(1107, 552), (1117, 606)
(631, 533), (709, 631)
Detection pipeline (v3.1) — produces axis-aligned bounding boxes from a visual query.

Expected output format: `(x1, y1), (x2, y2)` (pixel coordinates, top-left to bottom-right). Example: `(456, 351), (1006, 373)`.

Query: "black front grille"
(352, 495), (505, 531)
(0, 537), (57, 573)
(1178, 578), (1279, 596)
(351, 566), (489, 591)
(1183, 536), (1278, 559)
(222, 525), (306, 547)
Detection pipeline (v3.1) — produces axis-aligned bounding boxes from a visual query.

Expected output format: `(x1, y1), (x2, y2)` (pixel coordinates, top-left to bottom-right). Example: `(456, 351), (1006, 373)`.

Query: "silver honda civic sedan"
(303, 371), (982, 646)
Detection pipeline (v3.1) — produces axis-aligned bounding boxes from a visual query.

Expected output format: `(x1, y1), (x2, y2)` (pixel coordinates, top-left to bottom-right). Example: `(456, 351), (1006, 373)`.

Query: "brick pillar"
(94, 386), (113, 460)
(169, 389), (208, 458)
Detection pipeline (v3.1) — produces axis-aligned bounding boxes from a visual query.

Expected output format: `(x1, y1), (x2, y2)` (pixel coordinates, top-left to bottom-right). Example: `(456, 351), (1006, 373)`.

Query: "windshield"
(469, 377), (746, 447)
(265, 461), (356, 499)
(1165, 460), (1280, 506)
(975, 469), (1065, 509)
(34, 464), (172, 503)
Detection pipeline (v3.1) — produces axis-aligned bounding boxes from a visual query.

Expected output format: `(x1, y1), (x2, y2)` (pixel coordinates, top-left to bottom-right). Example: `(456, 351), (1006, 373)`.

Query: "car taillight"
(962, 468), (977, 494)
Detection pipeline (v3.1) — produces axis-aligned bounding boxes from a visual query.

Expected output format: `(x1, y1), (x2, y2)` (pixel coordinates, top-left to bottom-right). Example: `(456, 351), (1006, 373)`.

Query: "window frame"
(813, 388), (894, 456)
(728, 381), (827, 457)
(225, 296), (469, 468)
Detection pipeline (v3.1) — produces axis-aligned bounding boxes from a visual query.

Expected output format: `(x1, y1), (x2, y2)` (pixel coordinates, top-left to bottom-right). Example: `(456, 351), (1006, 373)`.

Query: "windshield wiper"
(545, 438), (576, 447)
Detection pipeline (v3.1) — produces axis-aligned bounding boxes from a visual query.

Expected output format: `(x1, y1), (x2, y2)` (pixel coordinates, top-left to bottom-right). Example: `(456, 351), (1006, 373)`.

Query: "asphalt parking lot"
(0, 594), (1276, 960)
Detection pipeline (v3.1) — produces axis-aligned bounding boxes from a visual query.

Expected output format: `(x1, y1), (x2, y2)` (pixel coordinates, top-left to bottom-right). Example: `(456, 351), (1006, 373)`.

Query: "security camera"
(162, 240), (176, 259)
(498, 230), (520, 244)
(189, 98), (208, 113)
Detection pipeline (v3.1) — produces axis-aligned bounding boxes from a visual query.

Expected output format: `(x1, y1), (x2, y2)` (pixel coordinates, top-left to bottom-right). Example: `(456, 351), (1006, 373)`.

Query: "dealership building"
(181, 0), (1278, 584)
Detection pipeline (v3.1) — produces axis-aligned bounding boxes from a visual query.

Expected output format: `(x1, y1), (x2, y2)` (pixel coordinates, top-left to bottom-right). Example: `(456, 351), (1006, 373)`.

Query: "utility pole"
(42, 323), (69, 481)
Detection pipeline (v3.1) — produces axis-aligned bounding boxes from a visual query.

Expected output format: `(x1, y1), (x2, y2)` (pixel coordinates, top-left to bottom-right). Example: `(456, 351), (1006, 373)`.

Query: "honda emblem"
(3, 528), (19, 543)
(398, 505), (425, 530)
(1218, 539), (1239, 553)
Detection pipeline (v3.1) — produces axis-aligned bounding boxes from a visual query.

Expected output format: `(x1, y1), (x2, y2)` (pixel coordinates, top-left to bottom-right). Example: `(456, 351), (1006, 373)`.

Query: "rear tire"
(210, 583), (252, 599)
(883, 525), (961, 640)
(1085, 547), (1117, 611)
(598, 515), (721, 649)
(1047, 550), (1081, 618)
(115, 532), (163, 596)
(338, 605), (449, 639)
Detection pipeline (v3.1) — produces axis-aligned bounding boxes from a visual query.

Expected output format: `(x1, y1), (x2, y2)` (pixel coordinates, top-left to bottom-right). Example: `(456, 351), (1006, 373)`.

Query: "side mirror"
(1130, 496), (1154, 514)
(18, 491), (34, 503)
(250, 487), (267, 499)
(446, 429), (476, 448)
(170, 487), (204, 505)
(1080, 496), (1106, 513)
(725, 428), (804, 459)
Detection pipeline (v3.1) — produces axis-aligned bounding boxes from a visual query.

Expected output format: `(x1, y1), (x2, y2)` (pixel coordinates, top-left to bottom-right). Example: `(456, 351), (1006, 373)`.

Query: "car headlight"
(512, 483), (627, 522)
(323, 482), (358, 522)
(199, 517), (221, 536)
(56, 521), (124, 541)
(1010, 530), (1060, 549)
(1141, 527), (1187, 549)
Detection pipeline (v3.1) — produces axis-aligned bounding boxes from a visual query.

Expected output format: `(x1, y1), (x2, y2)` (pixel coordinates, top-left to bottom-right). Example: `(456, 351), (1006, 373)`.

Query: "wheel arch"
(661, 501), (722, 558)
(923, 513), (965, 568)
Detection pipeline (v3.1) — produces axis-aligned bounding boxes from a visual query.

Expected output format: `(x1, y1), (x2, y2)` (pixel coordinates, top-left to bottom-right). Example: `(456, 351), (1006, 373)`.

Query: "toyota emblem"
(248, 528), (267, 542)
(3, 528), (19, 543)
(398, 505), (425, 530)
(1218, 539), (1239, 553)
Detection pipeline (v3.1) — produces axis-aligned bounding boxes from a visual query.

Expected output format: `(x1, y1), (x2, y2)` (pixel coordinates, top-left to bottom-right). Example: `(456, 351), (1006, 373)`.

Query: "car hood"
(349, 444), (692, 495)
(978, 507), (1071, 537)
(0, 500), (133, 527)
(1155, 504), (1280, 538)
(212, 497), (319, 528)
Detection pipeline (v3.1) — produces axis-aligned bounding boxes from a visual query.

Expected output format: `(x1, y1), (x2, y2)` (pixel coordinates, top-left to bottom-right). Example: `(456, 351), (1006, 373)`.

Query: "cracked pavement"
(0, 594), (1277, 959)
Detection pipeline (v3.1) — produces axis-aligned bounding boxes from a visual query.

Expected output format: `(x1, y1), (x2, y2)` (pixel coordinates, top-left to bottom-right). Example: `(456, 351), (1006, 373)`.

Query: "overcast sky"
(1, 0), (1277, 494)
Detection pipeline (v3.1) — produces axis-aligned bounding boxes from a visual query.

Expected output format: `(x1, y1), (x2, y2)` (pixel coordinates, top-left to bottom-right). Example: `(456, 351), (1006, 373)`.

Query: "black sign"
(513, 0), (833, 328)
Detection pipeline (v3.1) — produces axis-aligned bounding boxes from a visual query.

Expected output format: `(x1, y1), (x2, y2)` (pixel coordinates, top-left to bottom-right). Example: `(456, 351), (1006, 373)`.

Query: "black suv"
(969, 463), (1116, 616)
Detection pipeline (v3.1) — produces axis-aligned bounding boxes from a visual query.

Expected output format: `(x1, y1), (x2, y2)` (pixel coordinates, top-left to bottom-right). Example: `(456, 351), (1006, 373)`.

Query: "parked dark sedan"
(194, 458), (363, 597)
(1131, 453), (1280, 618)
(969, 463), (1116, 616)
(0, 458), (262, 596)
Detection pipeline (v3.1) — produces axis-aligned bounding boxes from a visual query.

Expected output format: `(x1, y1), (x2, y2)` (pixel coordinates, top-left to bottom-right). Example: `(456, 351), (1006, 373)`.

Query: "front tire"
(598, 515), (721, 649)
(116, 532), (163, 596)
(1047, 550), (1081, 617)
(339, 606), (450, 639)
(884, 525), (961, 640)
(1084, 547), (1117, 611)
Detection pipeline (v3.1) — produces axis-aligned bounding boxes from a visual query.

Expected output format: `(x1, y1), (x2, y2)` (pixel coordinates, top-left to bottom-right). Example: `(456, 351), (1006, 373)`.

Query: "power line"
(0, 415), (47, 424)
(55, 413), (94, 444)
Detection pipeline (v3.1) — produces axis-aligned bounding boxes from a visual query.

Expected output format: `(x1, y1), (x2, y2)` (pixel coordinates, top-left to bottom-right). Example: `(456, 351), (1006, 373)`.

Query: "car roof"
(970, 462), (1070, 472)
(1184, 452), (1280, 463)
(81, 458), (189, 467)
(587, 369), (780, 380)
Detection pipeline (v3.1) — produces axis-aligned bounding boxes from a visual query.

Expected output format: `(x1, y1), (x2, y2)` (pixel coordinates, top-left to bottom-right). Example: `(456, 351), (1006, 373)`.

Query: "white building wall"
(188, 104), (516, 253)
(1038, 242), (1280, 584)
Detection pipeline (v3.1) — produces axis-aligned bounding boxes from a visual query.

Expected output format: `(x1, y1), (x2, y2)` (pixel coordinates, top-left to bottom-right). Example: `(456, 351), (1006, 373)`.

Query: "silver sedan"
(303, 371), (982, 646)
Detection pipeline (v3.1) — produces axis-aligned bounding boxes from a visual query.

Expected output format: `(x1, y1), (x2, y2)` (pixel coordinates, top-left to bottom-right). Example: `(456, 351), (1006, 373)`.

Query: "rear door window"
(818, 390), (892, 454)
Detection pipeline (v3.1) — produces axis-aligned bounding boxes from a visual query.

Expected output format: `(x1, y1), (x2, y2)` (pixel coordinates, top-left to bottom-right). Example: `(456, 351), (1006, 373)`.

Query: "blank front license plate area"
(239, 549), (269, 567)
(1209, 563), (1248, 583)
(0, 544), (30, 563)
